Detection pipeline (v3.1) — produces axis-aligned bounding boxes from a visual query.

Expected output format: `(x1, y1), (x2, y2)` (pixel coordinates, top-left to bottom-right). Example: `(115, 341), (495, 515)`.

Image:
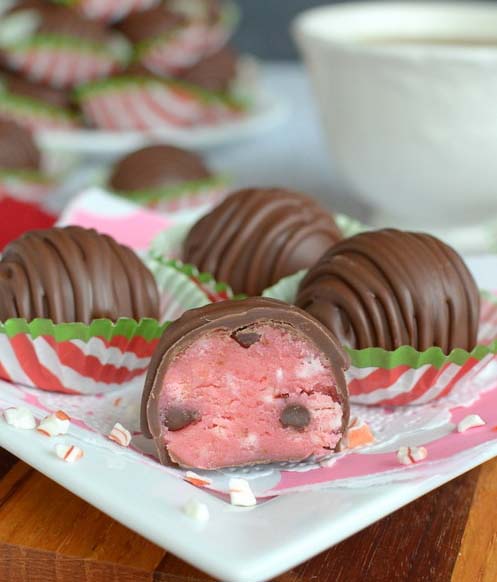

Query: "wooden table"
(0, 447), (495, 582)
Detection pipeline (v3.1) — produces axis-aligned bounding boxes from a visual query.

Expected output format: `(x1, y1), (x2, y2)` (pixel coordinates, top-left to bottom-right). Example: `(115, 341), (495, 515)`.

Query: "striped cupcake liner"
(112, 175), (230, 214)
(263, 270), (497, 406)
(0, 170), (54, 205)
(0, 318), (168, 395)
(77, 76), (245, 130)
(0, 93), (79, 132)
(148, 256), (242, 322)
(135, 1), (239, 75)
(2, 36), (126, 89)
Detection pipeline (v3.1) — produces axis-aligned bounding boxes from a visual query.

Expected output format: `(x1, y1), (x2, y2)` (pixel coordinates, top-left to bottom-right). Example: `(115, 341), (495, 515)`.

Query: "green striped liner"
(0, 93), (79, 125)
(113, 175), (228, 206)
(6, 34), (120, 59)
(0, 169), (53, 185)
(0, 317), (168, 341)
(75, 75), (246, 111)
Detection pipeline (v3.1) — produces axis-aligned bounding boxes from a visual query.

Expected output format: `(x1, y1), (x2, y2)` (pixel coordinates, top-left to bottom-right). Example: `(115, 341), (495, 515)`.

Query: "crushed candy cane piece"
(319, 457), (337, 468)
(397, 446), (428, 465)
(37, 410), (70, 437)
(3, 407), (36, 430)
(182, 498), (210, 522)
(347, 417), (375, 449)
(108, 422), (132, 447)
(184, 471), (212, 488)
(457, 414), (486, 433)
(55, 444), (84, 463)
(229, 478), (257, 507)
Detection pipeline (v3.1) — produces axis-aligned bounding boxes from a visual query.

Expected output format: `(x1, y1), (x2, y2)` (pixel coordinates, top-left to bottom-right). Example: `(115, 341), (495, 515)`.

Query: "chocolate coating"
(0, 226), (160, 324)
(179, 46), (237, 92)
(109, 145), (211, 192)
(9, 3), (110, 44)
(183, 188), (343, 296)
(296, 229), (480, 353)
(0, 119), (40, 170)
(116, 6), (185, 44)
(141, 297), (350, 463)
(1, 69), (72, 109)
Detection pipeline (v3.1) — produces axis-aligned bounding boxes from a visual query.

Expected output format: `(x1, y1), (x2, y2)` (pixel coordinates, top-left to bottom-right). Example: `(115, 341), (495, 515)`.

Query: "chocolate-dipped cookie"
(296, 229), (480, 353)
(0, 119), (40, 170)
(0, 226), (160, 324)
(142, 297), (349, 469)
(183, 188), (342, 296)
(109, 144), (211, 192)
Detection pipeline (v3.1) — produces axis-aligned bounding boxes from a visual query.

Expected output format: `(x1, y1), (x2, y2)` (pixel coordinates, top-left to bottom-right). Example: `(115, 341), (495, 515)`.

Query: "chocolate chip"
(165, 407), (199, 431)
(280, 404), (311, 429)
(231, 331), (261, 348)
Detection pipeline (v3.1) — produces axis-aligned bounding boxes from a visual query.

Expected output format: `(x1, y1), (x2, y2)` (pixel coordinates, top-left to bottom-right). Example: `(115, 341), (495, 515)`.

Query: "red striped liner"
(4, 46), (120, 89)
(0, 318), (166, 395)
(346, 292), (497, 406)
(80, 82), (241, 131)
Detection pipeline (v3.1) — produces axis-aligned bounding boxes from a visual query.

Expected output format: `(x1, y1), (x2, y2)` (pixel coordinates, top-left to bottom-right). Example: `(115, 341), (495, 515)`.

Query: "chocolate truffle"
(0, 119), (40, 170)
(183, 188), (343, 296)
(0, 226), (160, 324)
(109, 144), (211, 193)
(142, 297), (349, 469)
(178, 46), (237, 92)
(296, 229), (480, 353)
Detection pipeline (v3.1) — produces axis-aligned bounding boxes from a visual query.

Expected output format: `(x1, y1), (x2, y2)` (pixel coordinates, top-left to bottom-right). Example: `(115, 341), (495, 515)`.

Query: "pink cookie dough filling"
(159, 323), (344, 469)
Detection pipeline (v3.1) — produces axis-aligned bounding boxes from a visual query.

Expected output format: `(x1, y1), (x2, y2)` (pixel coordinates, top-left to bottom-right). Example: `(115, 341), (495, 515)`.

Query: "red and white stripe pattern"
(78, 0), (159, 23)
(0, 333), (160, 395)
(81, 82), (241, 130)
(348, 293), (497, 406)
(0, 107), (77, 132)
(141, 22), (230, 75)
(0, 177), (52, 205)
(4, 47), (119, 89)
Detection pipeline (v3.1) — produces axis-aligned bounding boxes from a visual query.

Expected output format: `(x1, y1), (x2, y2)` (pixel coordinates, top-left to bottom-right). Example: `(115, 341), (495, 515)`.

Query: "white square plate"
(1, 255), (496, 582)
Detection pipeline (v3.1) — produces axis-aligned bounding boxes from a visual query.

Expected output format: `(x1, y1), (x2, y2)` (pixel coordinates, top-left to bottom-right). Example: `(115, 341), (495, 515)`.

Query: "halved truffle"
(142, 297), (349, 469)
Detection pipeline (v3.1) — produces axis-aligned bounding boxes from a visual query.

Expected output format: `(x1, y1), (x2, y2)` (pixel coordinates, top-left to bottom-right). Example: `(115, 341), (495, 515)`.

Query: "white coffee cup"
(293, 2), (497, 232)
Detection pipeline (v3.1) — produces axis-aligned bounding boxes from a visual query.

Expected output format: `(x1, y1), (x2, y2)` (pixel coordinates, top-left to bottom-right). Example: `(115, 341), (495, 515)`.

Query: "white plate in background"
(37, 90), (288, 158)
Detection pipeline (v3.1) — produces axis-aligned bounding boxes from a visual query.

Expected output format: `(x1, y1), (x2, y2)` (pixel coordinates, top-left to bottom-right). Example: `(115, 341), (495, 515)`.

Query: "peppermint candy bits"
(397, 446), (428, 466)
(3, 407), (36, 430)
(457, 414), (486, 433)
(184, 471), (212, 488)
(37, 410), (70, 437)
(108, 422), (132, 447)
(182, 498), (210, 523)
(55, 444), (84, 463)
(229, 478), (257, 507)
